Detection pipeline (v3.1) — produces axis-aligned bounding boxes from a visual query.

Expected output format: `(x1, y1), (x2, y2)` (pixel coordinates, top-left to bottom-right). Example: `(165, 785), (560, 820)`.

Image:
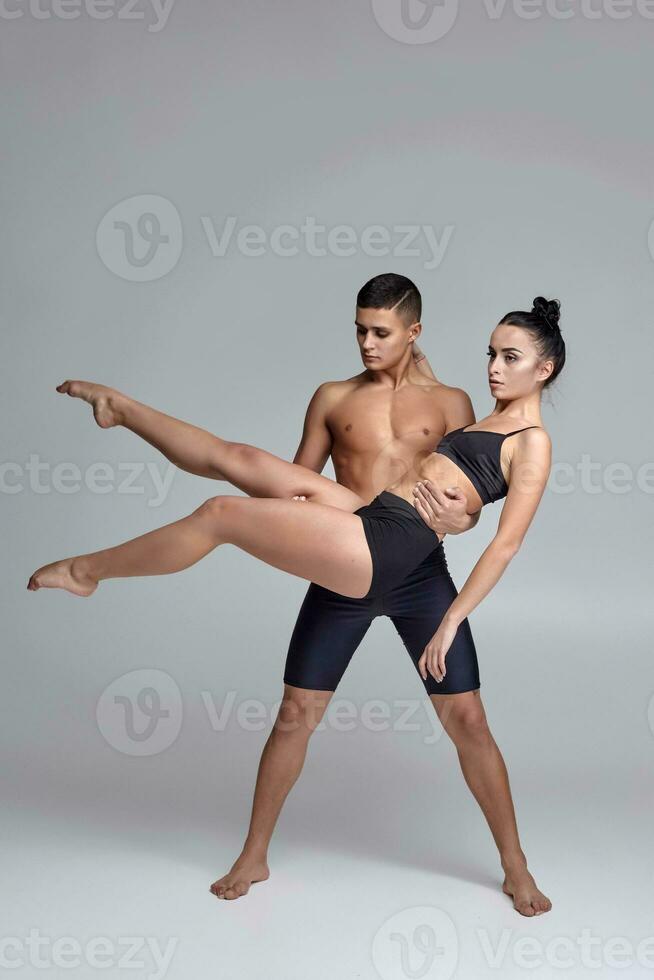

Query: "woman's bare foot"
(209, 853), (270, 901)
(27, 557), (98, 597)
(502, 863), (552, 916)
(56, 380), (125, 429)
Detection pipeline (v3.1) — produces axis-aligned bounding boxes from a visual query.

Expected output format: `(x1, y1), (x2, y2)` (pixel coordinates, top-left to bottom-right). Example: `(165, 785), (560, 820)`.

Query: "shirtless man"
(210, 273), (551, 916)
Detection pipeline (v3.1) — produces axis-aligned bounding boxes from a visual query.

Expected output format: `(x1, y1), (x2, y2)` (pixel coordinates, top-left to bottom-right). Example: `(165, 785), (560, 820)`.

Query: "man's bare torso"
(318, 372), (473, 502)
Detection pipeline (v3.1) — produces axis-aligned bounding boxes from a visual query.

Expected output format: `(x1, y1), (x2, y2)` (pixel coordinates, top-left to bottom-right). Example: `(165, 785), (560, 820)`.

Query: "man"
(210, 273), (551, 916)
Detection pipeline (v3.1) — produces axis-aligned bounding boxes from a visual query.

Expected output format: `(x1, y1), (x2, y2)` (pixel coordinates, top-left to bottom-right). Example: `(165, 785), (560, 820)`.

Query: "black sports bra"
(434, 424), (541, 505)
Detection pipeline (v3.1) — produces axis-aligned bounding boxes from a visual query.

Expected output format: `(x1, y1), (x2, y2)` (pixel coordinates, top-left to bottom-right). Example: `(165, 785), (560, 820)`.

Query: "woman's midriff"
(383, 453), (484, 514)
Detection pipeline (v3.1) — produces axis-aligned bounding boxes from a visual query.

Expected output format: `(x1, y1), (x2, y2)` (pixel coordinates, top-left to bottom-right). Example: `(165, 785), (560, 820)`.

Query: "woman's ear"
(538, 358), (554, 383)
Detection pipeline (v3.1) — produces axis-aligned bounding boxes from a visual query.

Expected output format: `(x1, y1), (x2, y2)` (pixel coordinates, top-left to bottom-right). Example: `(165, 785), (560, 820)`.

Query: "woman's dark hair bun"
(531, 296), (561, 331)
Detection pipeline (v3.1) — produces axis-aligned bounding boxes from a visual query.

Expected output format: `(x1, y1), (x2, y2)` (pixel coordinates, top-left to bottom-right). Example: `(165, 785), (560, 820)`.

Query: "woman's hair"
(499, 296), (565, 388)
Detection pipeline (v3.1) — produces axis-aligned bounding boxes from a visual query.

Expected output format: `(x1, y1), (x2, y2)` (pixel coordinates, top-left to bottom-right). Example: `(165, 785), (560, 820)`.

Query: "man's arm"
(443, 386), (475, 433)
(424, 387), (481, 533)
(292, 382), (335, 473)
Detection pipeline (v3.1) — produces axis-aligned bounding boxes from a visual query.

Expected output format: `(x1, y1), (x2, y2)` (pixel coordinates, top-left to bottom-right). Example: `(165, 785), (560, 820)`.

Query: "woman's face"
(487, 324), (552, 399)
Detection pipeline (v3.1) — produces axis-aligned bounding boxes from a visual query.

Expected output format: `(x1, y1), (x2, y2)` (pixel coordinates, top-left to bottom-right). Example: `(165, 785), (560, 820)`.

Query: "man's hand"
(412, 481), (478, 536)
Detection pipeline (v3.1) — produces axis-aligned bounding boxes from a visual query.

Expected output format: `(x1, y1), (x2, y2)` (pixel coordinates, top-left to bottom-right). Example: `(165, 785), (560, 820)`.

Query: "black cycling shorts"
(283, 512), (480, 696)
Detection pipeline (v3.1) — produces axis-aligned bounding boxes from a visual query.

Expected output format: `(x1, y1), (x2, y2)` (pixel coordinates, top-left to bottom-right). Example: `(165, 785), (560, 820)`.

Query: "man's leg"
(429, 690), (551, 916)
(210, 582), (378, 900)
(386, 545), (552, 917)
(209, 683), (333, 901)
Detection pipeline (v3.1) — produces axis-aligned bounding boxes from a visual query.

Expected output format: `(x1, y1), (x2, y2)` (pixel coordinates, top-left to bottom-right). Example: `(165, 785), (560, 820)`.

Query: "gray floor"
(5, 615), (653, 980)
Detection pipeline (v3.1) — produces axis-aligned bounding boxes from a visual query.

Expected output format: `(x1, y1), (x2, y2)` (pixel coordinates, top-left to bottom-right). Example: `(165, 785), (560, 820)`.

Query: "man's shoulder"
(312, 374), (366, 401)
(316, 376), (473, 405)
(425, 380), (474, 411)
(304, 377), (363, 419)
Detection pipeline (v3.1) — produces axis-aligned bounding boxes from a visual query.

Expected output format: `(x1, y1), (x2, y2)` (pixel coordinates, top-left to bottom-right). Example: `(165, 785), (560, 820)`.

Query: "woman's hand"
(418, 617), (460, 683)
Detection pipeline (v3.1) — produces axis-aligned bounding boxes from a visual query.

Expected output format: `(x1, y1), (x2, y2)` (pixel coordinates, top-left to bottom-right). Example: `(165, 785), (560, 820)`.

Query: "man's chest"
(327, 388), (448, 455)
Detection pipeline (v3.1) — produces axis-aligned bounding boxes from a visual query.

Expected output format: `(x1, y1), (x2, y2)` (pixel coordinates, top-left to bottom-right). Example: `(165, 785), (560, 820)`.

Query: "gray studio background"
(2, 1), (653, 978)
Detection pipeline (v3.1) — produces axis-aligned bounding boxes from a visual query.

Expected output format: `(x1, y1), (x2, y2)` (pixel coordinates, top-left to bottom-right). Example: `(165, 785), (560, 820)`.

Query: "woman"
(27, 297), (565, 684)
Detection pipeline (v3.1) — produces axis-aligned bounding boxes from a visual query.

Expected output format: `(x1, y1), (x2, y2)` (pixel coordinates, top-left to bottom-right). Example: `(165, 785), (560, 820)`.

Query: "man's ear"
(408, 321), (422, 343)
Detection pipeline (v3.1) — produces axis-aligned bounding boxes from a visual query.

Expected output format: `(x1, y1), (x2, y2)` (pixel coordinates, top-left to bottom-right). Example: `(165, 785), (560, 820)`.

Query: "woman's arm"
(412, 341), (437, 380)
(419, 427), (552, 682)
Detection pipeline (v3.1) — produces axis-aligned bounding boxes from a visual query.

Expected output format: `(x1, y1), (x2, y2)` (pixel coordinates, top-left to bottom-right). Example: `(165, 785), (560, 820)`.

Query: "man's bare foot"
(502, 864), (552, 916)
(27, 557), (98, 597)
(56, 380), (125, 429)
(209, 854), (270, 901)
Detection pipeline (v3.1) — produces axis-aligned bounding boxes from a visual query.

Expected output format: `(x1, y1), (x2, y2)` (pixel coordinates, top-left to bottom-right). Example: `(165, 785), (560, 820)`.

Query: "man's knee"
(451, 706), (491, 745)
(434, 694), (492, 746)
(272, 687), (332, 739)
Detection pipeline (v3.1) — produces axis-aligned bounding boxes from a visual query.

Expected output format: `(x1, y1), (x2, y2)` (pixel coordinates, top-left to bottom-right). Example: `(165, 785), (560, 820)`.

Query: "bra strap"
(505, 426), (541, 436)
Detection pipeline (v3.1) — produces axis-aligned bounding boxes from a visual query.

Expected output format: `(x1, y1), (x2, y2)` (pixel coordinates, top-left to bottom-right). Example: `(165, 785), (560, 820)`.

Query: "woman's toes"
(224, 882), (249, 900)
(25, 559), (97, 597)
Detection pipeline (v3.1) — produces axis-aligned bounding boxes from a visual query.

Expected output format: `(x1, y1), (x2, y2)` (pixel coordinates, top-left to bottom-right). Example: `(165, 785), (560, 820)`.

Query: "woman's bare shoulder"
(514, 426), (551, 450)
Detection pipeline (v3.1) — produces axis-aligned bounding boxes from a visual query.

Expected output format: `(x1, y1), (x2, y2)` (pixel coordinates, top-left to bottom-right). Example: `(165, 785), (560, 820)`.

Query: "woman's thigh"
(224, 444), (366, 512)
(215, 496), (373, 598)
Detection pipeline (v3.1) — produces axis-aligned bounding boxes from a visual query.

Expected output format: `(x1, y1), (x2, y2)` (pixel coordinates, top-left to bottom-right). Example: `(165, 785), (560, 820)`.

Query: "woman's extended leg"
(55, 381), (360, 510)
(27, 494), (373, 599)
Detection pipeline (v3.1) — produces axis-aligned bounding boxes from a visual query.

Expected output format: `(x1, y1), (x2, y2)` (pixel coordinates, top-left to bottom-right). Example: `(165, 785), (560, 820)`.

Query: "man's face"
(355, 306), (419, 370)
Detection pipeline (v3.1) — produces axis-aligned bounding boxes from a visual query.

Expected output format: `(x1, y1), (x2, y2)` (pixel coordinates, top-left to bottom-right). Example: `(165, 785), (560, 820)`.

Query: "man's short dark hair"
(356, 273), (422, 326)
